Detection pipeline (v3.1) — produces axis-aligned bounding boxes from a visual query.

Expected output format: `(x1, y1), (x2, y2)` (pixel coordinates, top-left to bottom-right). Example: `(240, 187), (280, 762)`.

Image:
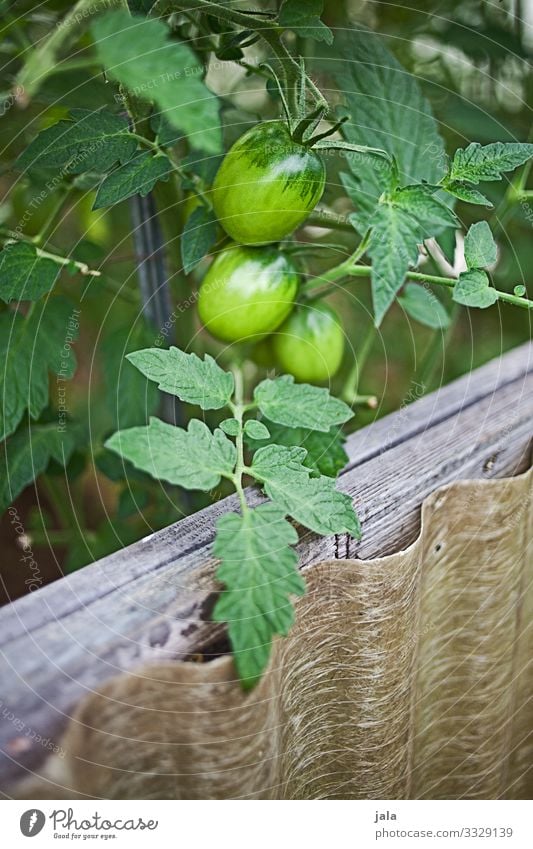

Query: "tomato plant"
(1, 0), (532, 684)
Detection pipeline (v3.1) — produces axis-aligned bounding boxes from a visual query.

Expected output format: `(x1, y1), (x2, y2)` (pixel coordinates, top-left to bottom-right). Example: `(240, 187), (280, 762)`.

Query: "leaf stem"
(0, 228), (101, 277)
(230, 366), (250, 515)
(130, 132), (212, 208)
(303, 230), (371, 299)
(305, 209), (355, 233)
(310, 259), (533, 311)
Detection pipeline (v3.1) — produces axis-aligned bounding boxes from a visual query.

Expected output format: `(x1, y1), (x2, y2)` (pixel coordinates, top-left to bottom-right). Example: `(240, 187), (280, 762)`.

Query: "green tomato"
(198, 243), (299, 343)
(273, 302), (344, 383)
(212, 121), (326, 245)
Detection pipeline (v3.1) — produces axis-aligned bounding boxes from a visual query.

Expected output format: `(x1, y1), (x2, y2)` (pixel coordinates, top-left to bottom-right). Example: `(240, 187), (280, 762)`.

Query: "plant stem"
(314, 261), (533, 311)
(305, 209), (355, 233)
(341, 320), (376, 405)
(406, 269), (533, 309)
(153, 0), (305, 116)
(416, 303), (461, 392)
(0, 228), (101, 277)
(230, 367), (250, 515)
(131, 133), (212, 207)
(304, 231), (371, 300)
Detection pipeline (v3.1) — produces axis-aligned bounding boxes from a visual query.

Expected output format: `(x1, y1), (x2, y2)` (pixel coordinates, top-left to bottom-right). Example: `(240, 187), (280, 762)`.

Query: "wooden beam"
(0, 342), (531, 789)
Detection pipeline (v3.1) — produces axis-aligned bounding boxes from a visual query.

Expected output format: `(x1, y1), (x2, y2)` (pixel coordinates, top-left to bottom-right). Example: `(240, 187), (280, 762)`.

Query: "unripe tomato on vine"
(212, 121), (326, 245)
(198, 242), (300, 343)
(273, 302), (345, 383)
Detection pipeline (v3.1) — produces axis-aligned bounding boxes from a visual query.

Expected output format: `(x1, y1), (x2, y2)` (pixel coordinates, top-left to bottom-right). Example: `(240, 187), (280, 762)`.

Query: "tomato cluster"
(196, 121), (344, 383)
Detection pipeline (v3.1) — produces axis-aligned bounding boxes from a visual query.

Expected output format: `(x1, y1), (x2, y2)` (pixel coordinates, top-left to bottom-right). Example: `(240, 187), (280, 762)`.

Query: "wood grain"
(0, 342), (531, 790)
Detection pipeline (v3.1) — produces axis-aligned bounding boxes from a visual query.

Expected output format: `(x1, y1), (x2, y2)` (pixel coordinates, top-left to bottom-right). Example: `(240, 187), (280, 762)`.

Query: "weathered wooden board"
(0, 342), (531, 789)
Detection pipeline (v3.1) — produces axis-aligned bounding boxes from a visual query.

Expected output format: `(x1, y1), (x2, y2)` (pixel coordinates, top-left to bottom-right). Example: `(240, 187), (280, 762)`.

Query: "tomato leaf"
(250, 444), (361, 538)
(254, 375), (353, 432)
(126, 347), (234, 410)
(212, 503), (305, 689)
(105, 417), (236, 489)
(449, 142), (533, 184)
(398, 283), (451, 330)
(279, 0), (333, 45)
(367, 202), (422, 326)
(334, 28), (446, 229)
(181, 205), (218, 274)
(453, 269), (498, 308)
(0, 242), (59, 303)
(17, 109), (137, 175)
(463, 221), (498, 269)
(243, 420), (270, 440)
(220, 418), (239, 436)
(444, 181), (493, 208)
(93, 152), (171, 209)
(393, 185), (458, 234)
(91, 11), (221, 154)
(0, 298), (78, 441)
(246, 419), (348, 478)
(0, 422), (77, 513)
(365, 183), (458, 325)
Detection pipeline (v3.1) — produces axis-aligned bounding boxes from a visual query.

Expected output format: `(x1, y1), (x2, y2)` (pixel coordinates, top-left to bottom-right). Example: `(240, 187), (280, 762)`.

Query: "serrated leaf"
(105, 417), (236, 489)
(17, 109), (137, 175)
(181, 204), (217, 274)
(449, 142), (533, 184)
(453, 269), (498, 308)
(246, 419), (348, 478)
(220, 417), (239, 436)
(102, 321), (159, 430)
(126, 347), (234, 410)
(92, 11), (221, 154)
(444, 181), (493, 207)
(464, 221), (497, 269)
(367, 202), (421, 326)
(212, 503), (305, 688)
(341, 170), (387, 231)
(244, 419), (270, 440)
(254, 375), (353, 432)
(279, 0), (333, 45)
(0, 242), (59, 303)
(93, 152), (171, 209)
(0, 422), (77, 513)
(0, 298), (78, 441)
(333, 28), (446, 230)
(250, 444), (361, 538)
(398, 283), (450, 330)
(393, 185), (458, 234)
